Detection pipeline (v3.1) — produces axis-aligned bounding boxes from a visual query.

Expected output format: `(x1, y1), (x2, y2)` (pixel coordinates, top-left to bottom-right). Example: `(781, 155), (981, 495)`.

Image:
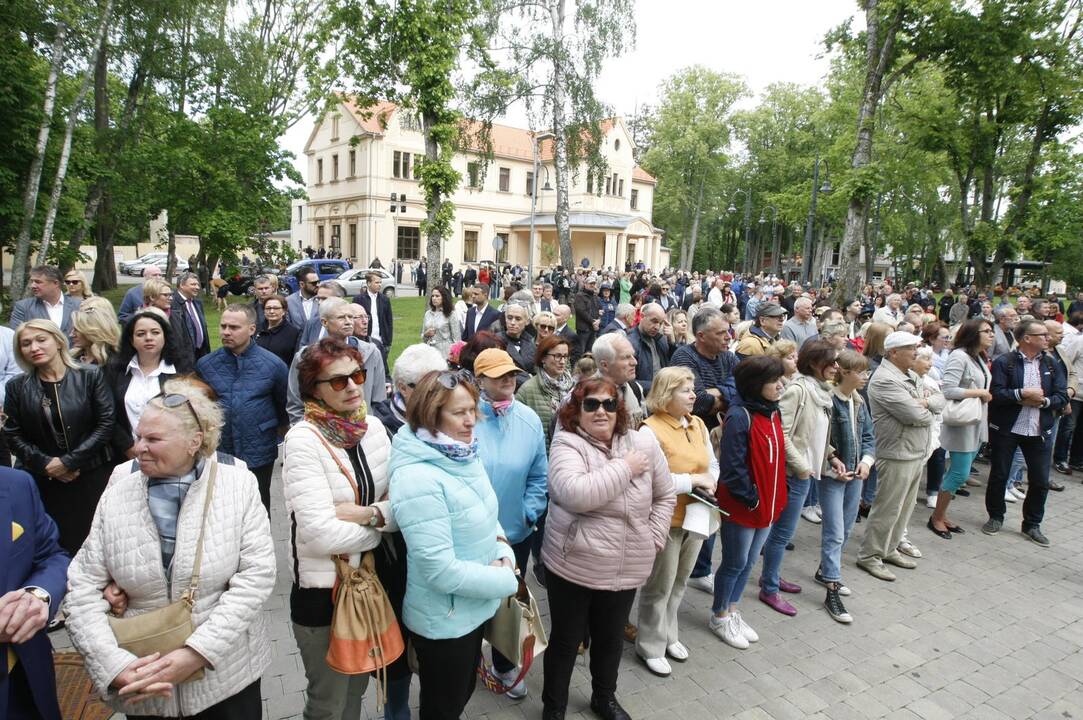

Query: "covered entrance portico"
(509, 211), (665, 272)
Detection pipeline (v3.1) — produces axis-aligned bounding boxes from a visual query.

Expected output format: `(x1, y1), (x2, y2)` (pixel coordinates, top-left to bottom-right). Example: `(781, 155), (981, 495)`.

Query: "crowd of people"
(3, 259), (1081, 720)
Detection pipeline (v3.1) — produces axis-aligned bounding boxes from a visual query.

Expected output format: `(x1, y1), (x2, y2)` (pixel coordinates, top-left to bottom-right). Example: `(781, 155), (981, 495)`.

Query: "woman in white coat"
(282, 338), (407, 720)
(66, 379), (275, 719)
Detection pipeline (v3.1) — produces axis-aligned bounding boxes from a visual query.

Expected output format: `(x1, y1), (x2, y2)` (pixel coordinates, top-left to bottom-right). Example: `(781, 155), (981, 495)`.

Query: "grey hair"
(915, 345), (935, 362)
(176, 271), (200, 286)
(254, 274), (278, 288)
(319, 296), (347, 320)
(1016, 318), (1044, 338)
(615, 303), (636, 321)
(319, 279), (346, 297)
(691, 306), (723, 336)
(149, 378), (224, 457)
(29, 265), (62, 284)
(794, 297), (813, 310)
(994, 305), (1017, 320)
(591, 331), (628, 366)
(392, 344), (448, 387)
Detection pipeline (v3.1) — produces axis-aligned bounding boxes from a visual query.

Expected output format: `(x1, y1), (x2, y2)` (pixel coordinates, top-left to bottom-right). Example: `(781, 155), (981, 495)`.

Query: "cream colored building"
(300, 99), (667, 272)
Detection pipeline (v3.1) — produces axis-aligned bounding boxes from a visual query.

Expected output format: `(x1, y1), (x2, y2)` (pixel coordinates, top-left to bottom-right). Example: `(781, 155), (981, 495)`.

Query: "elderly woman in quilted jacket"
(281, 338), (408, 720)
(66, 379), (275, 720)
(541, 376), (675, 720)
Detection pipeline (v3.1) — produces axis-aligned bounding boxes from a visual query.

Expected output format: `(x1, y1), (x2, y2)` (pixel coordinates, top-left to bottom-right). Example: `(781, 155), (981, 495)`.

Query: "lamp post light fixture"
(528, 132), (554, 282)
(801, 155), (831, 285)
(727, 188), (753, 275)
(759, 204), (780, 277)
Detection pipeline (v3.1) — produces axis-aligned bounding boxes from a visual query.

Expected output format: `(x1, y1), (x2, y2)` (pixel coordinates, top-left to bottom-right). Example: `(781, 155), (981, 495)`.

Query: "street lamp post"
(759, 205), (779, 277)
(528, 132), (553, 283)
(727, 189), (752, 275)
(802, 155), (831, 285)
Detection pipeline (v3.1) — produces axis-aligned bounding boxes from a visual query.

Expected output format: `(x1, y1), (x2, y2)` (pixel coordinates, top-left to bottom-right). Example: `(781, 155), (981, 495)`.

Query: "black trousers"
(986, 431), (1051, 530)
(251, 462), (275, 516)
(491, 536), (532, 674)
(36, 463), (109, 556)
(128, 679), (261, 720)
(542, 570), (636, 712)
(412, 624), (485, 720)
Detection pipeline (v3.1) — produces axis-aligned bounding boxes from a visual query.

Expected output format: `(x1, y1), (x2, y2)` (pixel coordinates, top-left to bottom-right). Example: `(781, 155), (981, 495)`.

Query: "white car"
(335, 267), (396, 298)
(119, 252), (168, 276)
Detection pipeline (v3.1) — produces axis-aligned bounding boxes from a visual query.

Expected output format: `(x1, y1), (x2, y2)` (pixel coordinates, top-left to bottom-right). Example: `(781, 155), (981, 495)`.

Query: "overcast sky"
(281, 0), (862, 182)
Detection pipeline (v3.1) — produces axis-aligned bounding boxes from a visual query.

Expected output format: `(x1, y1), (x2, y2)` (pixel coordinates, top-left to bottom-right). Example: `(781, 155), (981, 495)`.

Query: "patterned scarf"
(539, 369), (575, 410)
(416, 427), (478, 462)
(480, 388), (513, 417)
(304, 400), (369, 448)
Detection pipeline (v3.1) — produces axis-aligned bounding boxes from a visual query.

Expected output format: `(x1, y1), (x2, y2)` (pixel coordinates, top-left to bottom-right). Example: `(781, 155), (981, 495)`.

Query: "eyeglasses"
(547, 353), (569, 361)
(161, 393), (204, 434)
(582, 397), (618, 413)
(316, 368), (367, 391)
(64, 279), (81, 285)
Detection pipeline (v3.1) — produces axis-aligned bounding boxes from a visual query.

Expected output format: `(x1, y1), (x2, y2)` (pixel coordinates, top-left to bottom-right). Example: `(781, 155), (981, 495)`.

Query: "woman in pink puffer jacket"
(540, 377), (675, 720)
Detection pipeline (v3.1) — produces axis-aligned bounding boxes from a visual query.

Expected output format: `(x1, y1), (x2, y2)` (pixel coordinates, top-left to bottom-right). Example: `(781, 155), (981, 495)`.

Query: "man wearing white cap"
(857, 331), (945, 581)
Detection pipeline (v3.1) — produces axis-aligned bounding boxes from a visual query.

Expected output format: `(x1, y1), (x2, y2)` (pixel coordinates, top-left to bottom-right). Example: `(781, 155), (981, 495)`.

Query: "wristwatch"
(24, 586), (50, 605)
(367, 507), (383, 527)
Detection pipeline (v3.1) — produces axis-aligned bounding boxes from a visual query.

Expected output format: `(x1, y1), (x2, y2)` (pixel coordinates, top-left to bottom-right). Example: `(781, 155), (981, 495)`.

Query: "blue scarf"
(416, 428), (478, 462)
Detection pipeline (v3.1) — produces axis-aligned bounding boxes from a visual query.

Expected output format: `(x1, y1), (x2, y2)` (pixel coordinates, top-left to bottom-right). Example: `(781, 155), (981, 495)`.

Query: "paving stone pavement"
(54, 460), (1083, 720)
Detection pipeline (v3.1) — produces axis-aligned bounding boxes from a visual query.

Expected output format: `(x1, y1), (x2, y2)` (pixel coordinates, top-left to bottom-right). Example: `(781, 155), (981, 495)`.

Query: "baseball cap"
(473, 349), (520, 378)
(756, 303), (787, 318)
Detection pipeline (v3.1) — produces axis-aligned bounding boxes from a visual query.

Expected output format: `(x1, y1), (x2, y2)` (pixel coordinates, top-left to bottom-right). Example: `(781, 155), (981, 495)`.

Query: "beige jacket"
(868, 359), (945, 460)
(778, 374), (835, 479)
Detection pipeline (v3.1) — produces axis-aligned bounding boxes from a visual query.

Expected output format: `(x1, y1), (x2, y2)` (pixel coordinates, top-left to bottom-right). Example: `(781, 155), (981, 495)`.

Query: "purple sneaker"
(759, 590), (797, 616)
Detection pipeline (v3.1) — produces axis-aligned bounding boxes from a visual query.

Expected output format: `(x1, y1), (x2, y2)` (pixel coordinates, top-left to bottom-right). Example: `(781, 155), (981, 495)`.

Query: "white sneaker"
(897, 540), (923, 559)
(926, 493), (938, 509)
(494, 668), (527, 699)
(1004, 491), (1018, 504)
(1009, 486), (1027, 500)
(801, 506), (822, 524)
(731, 610), (759, 643)
(666, 641), (689, 661)
(687, 574), (714, 594)
(813, 505), (823, 520)
(638, 655), (671, 677)
(709, 613), (749, 649)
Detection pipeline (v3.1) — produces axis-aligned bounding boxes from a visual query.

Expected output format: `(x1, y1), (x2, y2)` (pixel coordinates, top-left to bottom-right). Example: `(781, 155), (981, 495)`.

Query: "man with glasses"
(286, 267), (321, 330)
(196, 304), (289, 513)
(8, 265), (81, 336)
(982, 319), (1069, 546)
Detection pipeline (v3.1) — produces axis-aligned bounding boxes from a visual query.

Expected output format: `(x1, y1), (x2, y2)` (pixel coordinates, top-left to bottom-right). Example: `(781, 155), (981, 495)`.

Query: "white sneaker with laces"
(1004, 491), (1017, 503)
(709, 613), (749, 649)
(1010, 486), (1027, 500)
(800, 506), (822, 524)
(687, 574), (714, 594)
(494, 668), (527, 699)
(897, 540), (922, 559)
(813, 505), (823, 520)
(731, 610), (759, 643)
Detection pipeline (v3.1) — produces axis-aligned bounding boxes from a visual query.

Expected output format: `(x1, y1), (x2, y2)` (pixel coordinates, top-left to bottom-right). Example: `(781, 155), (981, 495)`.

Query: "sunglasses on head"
(582, 397), (618, 413)
(161, 393), (204, 434)
(316, 368), (366, 391)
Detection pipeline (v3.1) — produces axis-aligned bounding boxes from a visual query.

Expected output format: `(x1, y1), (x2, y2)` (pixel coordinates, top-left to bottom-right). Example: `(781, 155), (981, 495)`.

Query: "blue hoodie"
(388, 425), (518, 639)
(476, 400), (549, 544)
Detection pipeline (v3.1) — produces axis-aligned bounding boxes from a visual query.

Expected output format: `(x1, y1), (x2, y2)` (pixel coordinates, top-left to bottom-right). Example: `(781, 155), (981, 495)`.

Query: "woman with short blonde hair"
(64, 270), (94, 299)
(71, 296), (121, 366)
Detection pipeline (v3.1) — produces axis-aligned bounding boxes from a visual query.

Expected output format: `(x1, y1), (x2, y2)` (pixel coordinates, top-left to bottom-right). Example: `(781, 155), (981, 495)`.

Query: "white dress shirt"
(44, 297), (65, 328)
(368, 291), (382, 342)
(124, 357), (176, 433)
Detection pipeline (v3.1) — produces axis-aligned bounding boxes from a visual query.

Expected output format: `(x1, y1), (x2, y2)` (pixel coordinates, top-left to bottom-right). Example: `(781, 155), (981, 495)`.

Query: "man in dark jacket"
(9, 265), (81, 336)
(573, 275), (602, 359)
(670, 306), (738, 430)
(463, 284), (502, 340)
(353, 272), (393, 367)
(172, 271), (212, 359)
(626, 302), (671, 393)
(196, 304), (288, 514)
(982, 318), (1069, 545)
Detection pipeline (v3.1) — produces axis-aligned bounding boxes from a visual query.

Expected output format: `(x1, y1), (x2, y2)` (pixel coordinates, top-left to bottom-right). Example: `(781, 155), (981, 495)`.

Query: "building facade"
(300, 99), (666, 272)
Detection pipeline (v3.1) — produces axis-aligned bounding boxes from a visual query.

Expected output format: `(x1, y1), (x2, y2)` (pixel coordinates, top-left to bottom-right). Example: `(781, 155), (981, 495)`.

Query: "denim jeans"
(804, 479), (819, 508)
(1054, 401), (1080, 464)
(861, 465), (878, 505)
(1009, 448), (1026, 486)
(925, 447), (946, 496)
(760, 476), (811, 595)
(1047, 417), (1061, 464)
(712, 521), (771, 614)
(385, 675), (413, 720)
(817, 475), (862, 582)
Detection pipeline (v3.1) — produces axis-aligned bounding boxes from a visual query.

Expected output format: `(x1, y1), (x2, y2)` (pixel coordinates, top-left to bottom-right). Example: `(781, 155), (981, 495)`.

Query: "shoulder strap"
(185, 460), (218, 601)
(306, 426), (360, 503)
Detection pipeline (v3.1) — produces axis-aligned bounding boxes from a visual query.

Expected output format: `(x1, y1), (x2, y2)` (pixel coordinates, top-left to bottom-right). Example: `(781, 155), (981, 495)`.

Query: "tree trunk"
(548, 0), (573, 271)
(834, 0), (900, 308)
(684, 175), (706, 272)
(39, 0), (115, 267)
(11, 24), (67, 299)
(422, 110), (445, 280)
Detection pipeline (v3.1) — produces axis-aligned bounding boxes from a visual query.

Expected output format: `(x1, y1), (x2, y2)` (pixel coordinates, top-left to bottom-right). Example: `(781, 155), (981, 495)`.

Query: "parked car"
(335, 267), (396, 298)
(119, 252), (168, 276)
(280, 259), (352, 294)
(122, 256), (189, 277)
(220, 265), (282, 296)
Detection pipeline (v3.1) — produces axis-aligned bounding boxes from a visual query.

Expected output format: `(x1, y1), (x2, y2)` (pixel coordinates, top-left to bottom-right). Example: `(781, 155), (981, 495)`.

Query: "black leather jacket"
(3, 365), (116, 475)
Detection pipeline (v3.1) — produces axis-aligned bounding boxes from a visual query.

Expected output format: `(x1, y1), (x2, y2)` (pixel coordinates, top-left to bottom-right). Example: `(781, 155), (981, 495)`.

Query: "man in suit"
(286, 267), (321, 330)
(553, 304), (580, 362)
(117, 264), (162, 325)
(171, 271), (211, 359)
(982, 318), (1069, 546)
(8, 265), (81, 335)
(600, 303), (635, 336)
(463, 283), (502, 340)
(298, 280), (347, 347)
(1, 467), (70, 720)
(354, 272), (393, 366)
(626, 302), (671, 394)
(463, 264), (478, 287)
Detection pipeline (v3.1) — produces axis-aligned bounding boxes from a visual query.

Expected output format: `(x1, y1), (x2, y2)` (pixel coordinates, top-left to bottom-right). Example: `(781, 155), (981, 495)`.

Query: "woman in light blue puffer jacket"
(389, 370), (518, 720)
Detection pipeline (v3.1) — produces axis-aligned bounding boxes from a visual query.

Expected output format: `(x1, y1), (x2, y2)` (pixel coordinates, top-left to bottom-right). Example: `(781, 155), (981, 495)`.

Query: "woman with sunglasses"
(255, 295), (300, 368)
(105, 308), (181, 460)
(817, 350), (875, 624)
(3, 319), (116, 556)
(517, 335), (574, 450)
(70, 296), (121, 366)
(282, 338), (410, 720)
(759, 340), (849, 618)
(64, 270), (93, 299)
(541, 377), (674, 720)
(388, 369), (518, 720)
(66, 380), (275, 719)
(422, 286), (461, 359)
(533, 310), (558, 341)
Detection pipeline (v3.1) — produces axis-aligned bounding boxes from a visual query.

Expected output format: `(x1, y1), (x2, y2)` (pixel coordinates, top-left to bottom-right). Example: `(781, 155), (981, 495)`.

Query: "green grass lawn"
(93, 286), (429, 368)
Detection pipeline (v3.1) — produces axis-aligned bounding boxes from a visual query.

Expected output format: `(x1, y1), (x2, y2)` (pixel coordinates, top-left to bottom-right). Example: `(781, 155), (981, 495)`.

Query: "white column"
(604, 232), (618, 269)
(615, 233), (626, 271)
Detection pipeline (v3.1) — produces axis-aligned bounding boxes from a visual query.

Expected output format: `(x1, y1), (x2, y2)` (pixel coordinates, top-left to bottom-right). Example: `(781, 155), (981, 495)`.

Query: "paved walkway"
(55, 460), (1083, 720)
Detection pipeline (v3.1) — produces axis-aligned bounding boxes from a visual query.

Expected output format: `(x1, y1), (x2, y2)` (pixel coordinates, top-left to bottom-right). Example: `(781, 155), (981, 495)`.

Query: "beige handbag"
(478, 577), (548, 693)
(107, 461), (218, 683)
